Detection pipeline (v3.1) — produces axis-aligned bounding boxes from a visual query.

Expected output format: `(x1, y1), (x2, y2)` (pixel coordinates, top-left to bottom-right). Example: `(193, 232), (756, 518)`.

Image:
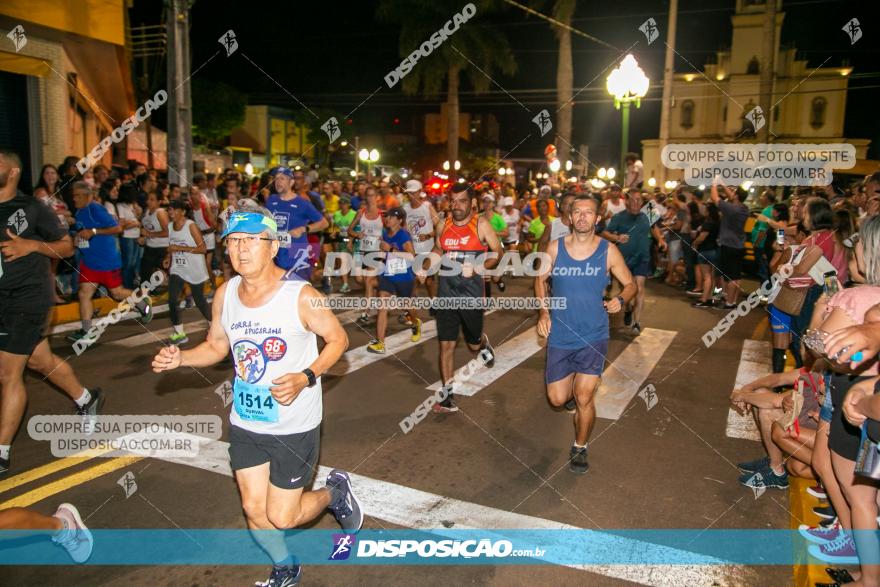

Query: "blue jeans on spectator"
(120, 238), (142, 289)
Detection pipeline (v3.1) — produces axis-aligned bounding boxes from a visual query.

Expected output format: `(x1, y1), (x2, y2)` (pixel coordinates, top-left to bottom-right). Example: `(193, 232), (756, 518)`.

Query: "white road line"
(594, 328), (677, 420)
(425, 328), (544, 396)
(156, 434), (751, 586)
(327, 310), (496, 377)
(109, 320), (210, 347)
(725, 340), (770, 442)
(49, 303), (172, 335)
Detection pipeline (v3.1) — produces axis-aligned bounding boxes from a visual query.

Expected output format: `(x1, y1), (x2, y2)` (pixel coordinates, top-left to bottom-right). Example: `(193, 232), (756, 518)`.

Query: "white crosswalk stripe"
(725, 340), (770, 442)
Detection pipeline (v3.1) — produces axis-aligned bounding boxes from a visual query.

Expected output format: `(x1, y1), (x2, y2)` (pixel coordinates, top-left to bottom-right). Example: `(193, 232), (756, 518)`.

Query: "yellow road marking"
(0, 448), (110, 495)
(0, 456), (142, 509)
(751, 317), (768, 341)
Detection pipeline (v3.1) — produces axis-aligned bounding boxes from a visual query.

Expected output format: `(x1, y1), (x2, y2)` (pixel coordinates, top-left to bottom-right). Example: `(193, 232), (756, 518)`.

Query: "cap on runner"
(221, 211), (278, 238)
(404, 179), (422, 193)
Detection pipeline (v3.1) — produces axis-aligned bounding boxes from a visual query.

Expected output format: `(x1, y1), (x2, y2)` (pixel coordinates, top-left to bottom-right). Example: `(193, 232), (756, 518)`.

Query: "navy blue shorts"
(546, 340), (608, 384)
(378, 276), (414, 298)
(625, 258), (650, 277)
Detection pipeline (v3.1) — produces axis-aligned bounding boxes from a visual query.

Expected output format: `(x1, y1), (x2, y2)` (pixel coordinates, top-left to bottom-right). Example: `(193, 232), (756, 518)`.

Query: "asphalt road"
(0, 275), (793, 586)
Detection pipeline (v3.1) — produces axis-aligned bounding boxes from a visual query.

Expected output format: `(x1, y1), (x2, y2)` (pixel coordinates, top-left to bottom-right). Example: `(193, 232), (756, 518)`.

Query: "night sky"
(129, 0), (880, 168)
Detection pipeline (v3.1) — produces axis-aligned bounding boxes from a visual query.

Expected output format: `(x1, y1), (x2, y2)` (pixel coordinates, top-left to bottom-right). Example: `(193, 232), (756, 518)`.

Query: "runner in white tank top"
(151, 210), (361, 587)
(165, 202), (211, 344)
(351, 190), (383, 323)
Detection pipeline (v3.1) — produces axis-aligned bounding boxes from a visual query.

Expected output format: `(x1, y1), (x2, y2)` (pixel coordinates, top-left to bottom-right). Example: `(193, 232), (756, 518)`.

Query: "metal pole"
(166, 0), (193, 186)
(354, 135), (359, 176)
(658, 0), (678, 183)
(620, 100), (631, 174)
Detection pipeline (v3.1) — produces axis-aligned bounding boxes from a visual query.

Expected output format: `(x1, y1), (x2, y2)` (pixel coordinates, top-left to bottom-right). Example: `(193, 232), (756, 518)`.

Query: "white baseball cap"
(539, 185), (552, 194)
(503, 196), (515, 206)
(404, 179), (423, 193)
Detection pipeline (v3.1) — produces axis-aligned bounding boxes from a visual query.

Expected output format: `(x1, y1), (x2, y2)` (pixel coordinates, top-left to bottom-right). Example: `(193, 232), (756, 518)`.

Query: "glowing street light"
(597, 167), (607, 179)
(359, 148), (370, 161)
(244, 163), (254, 176)
(369, 149), (380, 162)
(647, 177), (657, 188)
(606, 54), (649, 173)
(606, 167), (616, 180)
(565, 160), (572, 171)
(549, 159), (561, 173)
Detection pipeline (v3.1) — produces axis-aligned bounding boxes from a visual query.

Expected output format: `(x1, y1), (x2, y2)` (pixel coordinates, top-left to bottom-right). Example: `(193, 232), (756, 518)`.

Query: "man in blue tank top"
(535, 195), (636, 474)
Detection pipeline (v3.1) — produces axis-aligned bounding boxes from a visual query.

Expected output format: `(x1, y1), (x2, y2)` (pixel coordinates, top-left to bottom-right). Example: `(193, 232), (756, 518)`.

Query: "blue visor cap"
(274, 167), (294, 178)
(221, 212), (278, 238)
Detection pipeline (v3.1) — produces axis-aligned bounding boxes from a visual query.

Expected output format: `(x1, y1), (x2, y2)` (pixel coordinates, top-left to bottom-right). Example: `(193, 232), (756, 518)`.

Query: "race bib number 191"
(233, 378), (279, 423)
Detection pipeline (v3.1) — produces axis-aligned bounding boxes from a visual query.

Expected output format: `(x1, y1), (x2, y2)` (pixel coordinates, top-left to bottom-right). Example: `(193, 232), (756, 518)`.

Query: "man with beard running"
(151, 210), (357, 587)
(536, 195), (636, 473)
(429, 183), (503, 412)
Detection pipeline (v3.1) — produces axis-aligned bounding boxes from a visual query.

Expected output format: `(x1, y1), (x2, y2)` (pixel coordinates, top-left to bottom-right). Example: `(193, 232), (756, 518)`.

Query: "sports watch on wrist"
(302, 368), (317, 387)
(616, 295), (625, 308)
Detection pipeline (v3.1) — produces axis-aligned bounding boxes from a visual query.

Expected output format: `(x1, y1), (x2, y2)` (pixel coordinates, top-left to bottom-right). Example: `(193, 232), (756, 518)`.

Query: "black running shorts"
(0, 289), (50, 356)
(228, 425), (320, 490)
(436, 308), (483, 345)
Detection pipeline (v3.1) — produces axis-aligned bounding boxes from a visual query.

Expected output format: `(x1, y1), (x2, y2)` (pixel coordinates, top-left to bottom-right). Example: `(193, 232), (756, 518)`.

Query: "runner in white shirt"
(350, 188), (384, 324)
(189, 186), (217, 289)
(501, 196), (521, 252)
(402, 180), (439, 299)
(601, 185), (626, 221)
(164, 200), (211, 345)
(151, 210), (357, 587)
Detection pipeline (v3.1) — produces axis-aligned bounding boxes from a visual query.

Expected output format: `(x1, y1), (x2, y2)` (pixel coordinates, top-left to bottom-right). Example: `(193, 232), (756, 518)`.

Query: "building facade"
(642, 0), (870, 182)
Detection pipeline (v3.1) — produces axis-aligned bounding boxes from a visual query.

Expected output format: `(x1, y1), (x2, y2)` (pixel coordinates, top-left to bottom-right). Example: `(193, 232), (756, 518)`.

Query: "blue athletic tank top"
(548, 237), (610, 349)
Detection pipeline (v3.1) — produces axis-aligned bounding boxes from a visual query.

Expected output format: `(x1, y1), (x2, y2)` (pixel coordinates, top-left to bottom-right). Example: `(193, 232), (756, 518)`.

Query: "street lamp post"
(606, 54), (649, 180)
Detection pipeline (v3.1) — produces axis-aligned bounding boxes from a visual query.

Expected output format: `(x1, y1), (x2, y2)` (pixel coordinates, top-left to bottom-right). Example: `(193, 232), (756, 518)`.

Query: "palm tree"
(552, 0), (576, 161)
(377, 1), (516, 169)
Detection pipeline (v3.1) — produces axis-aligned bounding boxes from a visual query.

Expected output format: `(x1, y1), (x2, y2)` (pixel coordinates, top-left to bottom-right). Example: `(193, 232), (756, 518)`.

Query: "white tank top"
(502, 209), (520, 242)
(193, 204), (216, 249)
(117, 203), (141, 239)
(605, 199), (626, 218)
(359, 212), (383, 252)
(142, 208), (169, 248)
(222, 276), (321, 435)
(403, 203), (434, 254)
(169, 219), (209, 284)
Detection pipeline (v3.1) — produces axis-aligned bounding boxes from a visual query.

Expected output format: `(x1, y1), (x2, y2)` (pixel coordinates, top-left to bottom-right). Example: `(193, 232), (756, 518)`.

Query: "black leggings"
(168, 274), (211, 326)
(140, 246), (167, 285)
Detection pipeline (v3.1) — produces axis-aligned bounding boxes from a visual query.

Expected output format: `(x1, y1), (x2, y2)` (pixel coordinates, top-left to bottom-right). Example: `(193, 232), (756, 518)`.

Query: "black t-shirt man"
(0, 190), (67, 309)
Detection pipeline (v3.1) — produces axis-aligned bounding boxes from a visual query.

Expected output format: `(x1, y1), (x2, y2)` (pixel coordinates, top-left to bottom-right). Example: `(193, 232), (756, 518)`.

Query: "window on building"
(810, 97), (827, 129)
(680, 100), (695, 129)
(747, 57), (760, 75)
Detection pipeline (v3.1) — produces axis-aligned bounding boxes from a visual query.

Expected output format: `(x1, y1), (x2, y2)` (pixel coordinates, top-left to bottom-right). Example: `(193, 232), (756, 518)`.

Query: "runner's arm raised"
(152, 282), (230, 371)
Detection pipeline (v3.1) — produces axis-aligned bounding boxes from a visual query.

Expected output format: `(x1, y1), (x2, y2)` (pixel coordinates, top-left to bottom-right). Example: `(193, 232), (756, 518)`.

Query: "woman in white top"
(164, 200), (212, 344)
(115, 187), (143, 289)
(350, 189), (384, 324)
(139, 191), (170, 285)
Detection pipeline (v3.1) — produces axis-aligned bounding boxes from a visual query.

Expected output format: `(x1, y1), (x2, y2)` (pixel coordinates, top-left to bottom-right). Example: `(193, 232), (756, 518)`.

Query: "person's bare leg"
(439, 340), (456, 385)
(266, 483), (332, 530)
(546, 375), (575, 408)
(0, 507), (63, 530)
(0, 352), (29, 446)
(831, 452), (879, 586)
(770, 424), (814, 468)
(632, 276), (646, 323)
(572, 374), (600, 445)
(700, 266), (714, 302)
(26, 340), (86, 401)
(756, 407), (786, 472)
(235, 464), (290, 564)
(375, 292), (390, 342)
(726, 280), (740, 305)
(813, 421), (852, 529)
(77, 282), (98, 328)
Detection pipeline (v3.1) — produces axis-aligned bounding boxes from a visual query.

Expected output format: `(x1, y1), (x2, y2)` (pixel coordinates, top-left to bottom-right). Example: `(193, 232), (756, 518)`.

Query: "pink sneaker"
(808, 533), (858, 564)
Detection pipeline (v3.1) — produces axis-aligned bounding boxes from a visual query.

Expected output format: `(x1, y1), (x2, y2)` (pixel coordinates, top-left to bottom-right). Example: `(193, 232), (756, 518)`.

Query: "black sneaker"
(564, 398), (576, 414)
(321, 278), (332, 295)
(819, 517), (839, 529)
(737, 455), (769, 473)
(623, 309), (633, 327)
(631, 322), (642, 336)
(356, 313), (370, 325)
(75, 388), (104, 417)
(569, 445), (589, 474)
(432, 393), (459, 413)
(255, 564), (302, 587)
(692, 300), (714, 308)
(136, 296), (153, 324)
(479, 333), (495, 368)
(721, 303), (737, 310)
(326, 470), (364, 532)
(0, 457), (8, 477)
(813, 504), (837, 520)
(824, 567), (855, 584)
(497, 280), (506, 292)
